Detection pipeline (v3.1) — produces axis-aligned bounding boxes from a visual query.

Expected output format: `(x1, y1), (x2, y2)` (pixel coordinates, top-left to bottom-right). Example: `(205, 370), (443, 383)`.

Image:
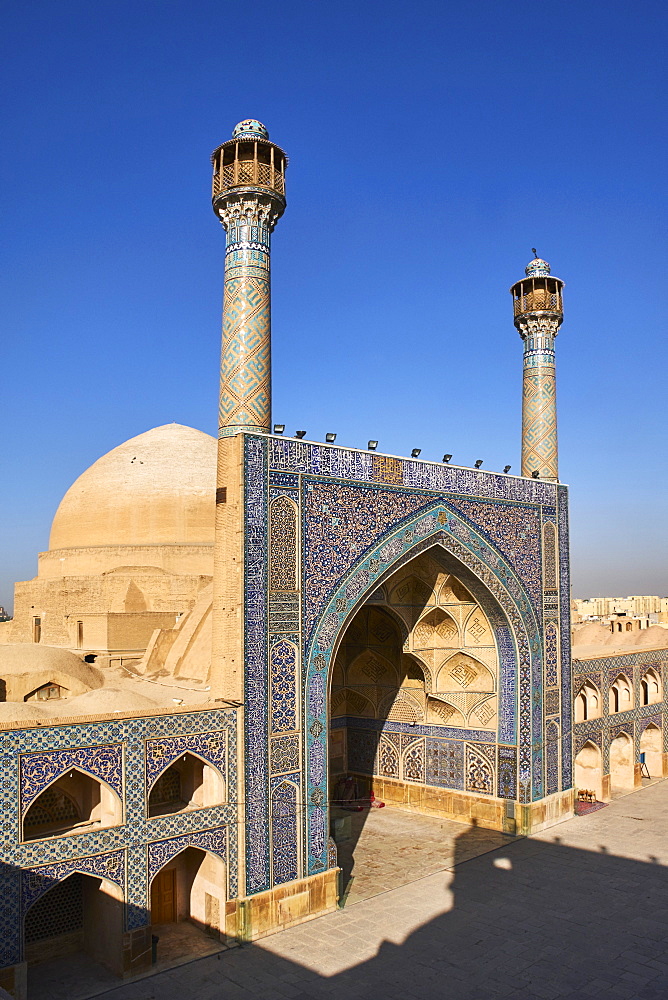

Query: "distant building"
(572, 595), (668, 621)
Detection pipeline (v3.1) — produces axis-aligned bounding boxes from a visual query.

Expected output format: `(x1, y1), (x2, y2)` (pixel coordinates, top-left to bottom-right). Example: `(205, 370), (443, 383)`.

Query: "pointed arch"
(271, 779), (300, 885)
(22, 766), (123, 839)
(609, 730), (635, 792)
(147, 751), (226, 817)
(640, 722), (662, 777)
(304, 502), (541, 873)
(269, 494), (298, 591)
(574, 740), (602, 801)
(377, 688), (424, 724)
(542, 522), (557, 590)
(609, 673), (633, 714)
(376, 736), (400, 778)
(436, 650), (496, 694)
(641, 667), (662, 706)
(413, 607), (460, 648)
(574, 678), (602, 722)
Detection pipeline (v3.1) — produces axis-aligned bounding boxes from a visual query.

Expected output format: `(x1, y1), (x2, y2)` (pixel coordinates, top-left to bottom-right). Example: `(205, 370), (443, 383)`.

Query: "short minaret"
(211, 119), (287, 436)
(510, 255), (564, 481)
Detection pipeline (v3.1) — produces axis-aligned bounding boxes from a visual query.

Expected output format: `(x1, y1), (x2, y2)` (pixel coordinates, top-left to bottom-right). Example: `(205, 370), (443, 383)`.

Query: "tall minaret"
(211, 119), (287, 435)
(510, 255), (564, 481)
(209, 120), (287, 702)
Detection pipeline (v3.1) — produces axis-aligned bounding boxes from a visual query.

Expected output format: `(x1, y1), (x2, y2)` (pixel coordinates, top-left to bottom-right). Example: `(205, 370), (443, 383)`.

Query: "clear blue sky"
(2, 0), (667, 610)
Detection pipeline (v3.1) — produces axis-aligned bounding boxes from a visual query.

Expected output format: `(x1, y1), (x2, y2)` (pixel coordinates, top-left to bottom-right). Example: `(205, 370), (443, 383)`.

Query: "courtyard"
(29, 778), (668, 1000)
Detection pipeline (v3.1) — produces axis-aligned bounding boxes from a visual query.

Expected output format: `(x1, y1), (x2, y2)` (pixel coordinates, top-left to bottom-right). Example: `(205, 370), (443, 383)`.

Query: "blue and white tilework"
(20, 744), (124, 816)
(0, 708), (238, 968)
(242, 436), (572, 888)
(573, 647), (668, 769)
(147, 827), (227, 885)
(145, 732), (227, 795)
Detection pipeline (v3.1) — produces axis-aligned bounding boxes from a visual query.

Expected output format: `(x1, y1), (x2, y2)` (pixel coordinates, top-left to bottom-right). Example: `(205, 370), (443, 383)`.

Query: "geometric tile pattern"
(243, 435), (572, 890)
(522, 366), (557, 479)
(19, 744), (124, 816)
(520, 316), (559, 480)
(0, 708), (239, 968)
(218, 200), (282, 438)
(147, 827), (227, 886)
(573, 648), (668, 769)
(145, 732), (227, 796)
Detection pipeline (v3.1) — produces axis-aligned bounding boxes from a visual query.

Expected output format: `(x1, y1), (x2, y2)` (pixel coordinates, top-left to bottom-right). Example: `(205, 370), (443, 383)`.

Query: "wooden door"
(151, 868), (176, 925)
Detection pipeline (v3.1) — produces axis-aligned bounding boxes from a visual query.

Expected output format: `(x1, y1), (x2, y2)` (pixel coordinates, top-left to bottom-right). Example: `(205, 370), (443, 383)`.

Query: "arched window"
(574, 680), (601, 722)
(23, 770), (122, 840)
(148, 753), (224, 818)
(609, 674), (633, 714)
(641, 668), (662, 706)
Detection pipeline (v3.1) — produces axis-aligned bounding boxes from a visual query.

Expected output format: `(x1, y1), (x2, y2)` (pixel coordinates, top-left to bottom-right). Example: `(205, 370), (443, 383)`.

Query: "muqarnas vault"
(0, 119), (573, 996)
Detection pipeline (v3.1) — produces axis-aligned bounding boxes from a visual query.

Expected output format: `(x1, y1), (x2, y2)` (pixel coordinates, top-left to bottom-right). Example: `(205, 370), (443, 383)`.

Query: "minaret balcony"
(513, 289), (561, 316)
(212, 160), (285, 198)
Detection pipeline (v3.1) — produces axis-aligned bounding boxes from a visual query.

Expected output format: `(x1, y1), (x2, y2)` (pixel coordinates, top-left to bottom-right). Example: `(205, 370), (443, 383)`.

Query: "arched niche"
(426, 696), (466, 727)
(148, 752), (225, 818)
(23, 768), (122, 841)
(574, 679), (602, 723)
(436, 650), (495, 694)
(329, 686), (375, 718)
(574, 741), (603, 802)
(641, 668), (662, 706)
(387, 573), (436, 628)
(306, 509), (536, 875)
(439, 574), (475, 605)
(609, 674), (633, 714)
(150, 846), (226, 939)
(269, 495), (298, 592)
(23, 872), (124, 972)
(347, 649), (399, 689)
(377, 688), (423, 724)
(640, 724), (663, 778)
(609, 732), (635, 793)
(413, 607), (460, 649)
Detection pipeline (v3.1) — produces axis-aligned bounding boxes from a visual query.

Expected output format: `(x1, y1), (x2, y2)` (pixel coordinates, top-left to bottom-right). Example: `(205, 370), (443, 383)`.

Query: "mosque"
(0, 120), (666, 999)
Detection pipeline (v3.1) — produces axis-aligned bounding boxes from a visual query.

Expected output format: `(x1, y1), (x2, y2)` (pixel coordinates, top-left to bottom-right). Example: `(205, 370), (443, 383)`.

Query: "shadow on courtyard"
(24, 806), (667, 999)
(212, 822), (668, 1000)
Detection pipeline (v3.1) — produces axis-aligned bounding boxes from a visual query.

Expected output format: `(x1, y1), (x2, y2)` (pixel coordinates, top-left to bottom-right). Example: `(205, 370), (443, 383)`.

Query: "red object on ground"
(369, 792), (385, 808)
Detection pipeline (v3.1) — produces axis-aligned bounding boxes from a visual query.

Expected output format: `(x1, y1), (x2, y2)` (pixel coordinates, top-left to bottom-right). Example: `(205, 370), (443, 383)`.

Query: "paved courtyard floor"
(36, 780), (668, 1000)
(333, 804), (517, 904)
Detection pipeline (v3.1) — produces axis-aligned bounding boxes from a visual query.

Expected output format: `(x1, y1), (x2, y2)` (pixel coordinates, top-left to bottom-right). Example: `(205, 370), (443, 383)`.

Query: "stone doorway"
(149, 847), (227, 966)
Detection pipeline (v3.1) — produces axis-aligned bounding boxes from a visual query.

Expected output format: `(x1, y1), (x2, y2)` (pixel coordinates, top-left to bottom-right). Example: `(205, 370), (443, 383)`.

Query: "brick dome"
(49, 424), (217, 551)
